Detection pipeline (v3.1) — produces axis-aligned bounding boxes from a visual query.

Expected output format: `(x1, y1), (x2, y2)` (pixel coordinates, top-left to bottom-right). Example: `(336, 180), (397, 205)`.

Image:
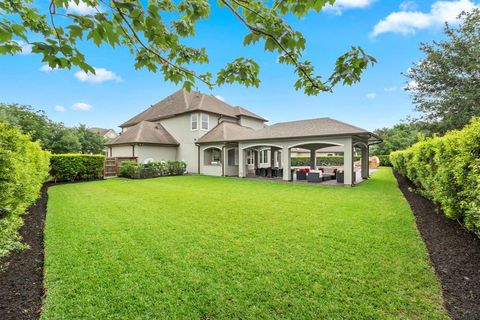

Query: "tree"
(76, 124), (105, 154)
(371, 123), (424, 155)
(0, 0), (375, 96)
(0, 103), (53, 147)
(405, 9), (480, 134)
(48, 125), (82, 154)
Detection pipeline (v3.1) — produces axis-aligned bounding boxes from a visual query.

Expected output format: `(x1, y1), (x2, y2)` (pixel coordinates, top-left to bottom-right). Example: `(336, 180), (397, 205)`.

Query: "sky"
(1, 0), (478, 132)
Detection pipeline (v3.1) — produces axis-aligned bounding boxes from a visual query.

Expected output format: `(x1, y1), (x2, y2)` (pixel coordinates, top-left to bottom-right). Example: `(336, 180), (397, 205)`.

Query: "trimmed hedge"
(378, 155), (392, 167)
(0, 122), (50, 257)
(50, 154), (105, 182)
(291, 156), (361, 167)
(119, 160), (187, 179)
(390, 117), (480, 233)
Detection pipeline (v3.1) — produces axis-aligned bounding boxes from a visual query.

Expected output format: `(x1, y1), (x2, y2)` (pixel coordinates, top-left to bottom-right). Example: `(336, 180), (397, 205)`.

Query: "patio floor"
(245, 169), (377, 186)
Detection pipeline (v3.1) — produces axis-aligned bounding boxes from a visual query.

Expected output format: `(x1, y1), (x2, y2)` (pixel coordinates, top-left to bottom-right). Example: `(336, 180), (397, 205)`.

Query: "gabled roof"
(233, 106), (267, 121)
(237, 118), (379, 141)
(197, 121), (254, 144)
(105, 121), (178, 146)
(120, 89), (266, 128)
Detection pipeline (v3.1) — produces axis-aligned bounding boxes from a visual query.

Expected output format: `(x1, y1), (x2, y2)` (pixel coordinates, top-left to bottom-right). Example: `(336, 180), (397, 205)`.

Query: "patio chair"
(307, 172), (321, 183)
(296, 170), (307, 180)
(259, 168), (266, 177)
(266, 167), (273, 178)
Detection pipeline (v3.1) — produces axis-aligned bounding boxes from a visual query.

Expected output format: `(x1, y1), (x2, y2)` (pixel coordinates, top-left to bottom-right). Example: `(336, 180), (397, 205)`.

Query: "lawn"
(42, 168), (448, 319)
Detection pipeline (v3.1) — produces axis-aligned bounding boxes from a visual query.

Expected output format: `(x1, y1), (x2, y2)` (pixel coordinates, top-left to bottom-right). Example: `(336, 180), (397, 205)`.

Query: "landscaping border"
(394, 171), (480, 320)
(0, 184), (47, 320)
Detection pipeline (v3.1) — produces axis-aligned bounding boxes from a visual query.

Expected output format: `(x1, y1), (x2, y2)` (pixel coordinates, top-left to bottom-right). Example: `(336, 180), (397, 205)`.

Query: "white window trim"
(191, 113), (198, 131)
(200, 113), (209, 131)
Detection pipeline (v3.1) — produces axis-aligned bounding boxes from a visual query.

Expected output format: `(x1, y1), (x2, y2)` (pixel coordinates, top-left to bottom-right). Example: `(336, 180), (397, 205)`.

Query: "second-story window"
(201, 113), (209, 130)
(191, 114), (198, 130)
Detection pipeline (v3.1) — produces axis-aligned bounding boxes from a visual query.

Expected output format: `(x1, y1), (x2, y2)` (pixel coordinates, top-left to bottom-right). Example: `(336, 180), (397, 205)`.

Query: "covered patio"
(197, 118), (381, 186)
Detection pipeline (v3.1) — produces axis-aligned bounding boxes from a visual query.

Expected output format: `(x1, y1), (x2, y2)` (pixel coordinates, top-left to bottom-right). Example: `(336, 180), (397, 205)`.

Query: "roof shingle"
(105, 121), (178, 146)
(120, 89), (266, 127)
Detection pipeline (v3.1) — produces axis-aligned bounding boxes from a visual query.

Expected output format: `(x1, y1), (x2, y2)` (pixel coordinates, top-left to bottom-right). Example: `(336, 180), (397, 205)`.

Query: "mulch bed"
(394, 171), (480, 320)
(0, 185), (48, 320)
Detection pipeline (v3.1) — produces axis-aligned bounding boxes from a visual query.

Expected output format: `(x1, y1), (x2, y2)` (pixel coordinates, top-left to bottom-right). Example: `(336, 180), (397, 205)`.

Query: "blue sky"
(1, 0), (478, 131)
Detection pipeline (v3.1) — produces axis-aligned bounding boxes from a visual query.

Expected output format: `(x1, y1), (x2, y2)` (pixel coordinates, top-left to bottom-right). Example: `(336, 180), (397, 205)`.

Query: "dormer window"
(191, 113), (198, 130)
(201, 113), (209, 130)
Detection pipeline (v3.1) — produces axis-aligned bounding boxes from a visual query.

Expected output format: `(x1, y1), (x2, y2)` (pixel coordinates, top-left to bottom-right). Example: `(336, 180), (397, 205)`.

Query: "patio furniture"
(259, 168), (266, 177)
(255, 168), (260, 176)
(296, 170), (307, 180)
(336, 171), (344, 183)
(322, 173), (335, 181)
(266, 167), (272, 178)
(307, 172), (321, 183)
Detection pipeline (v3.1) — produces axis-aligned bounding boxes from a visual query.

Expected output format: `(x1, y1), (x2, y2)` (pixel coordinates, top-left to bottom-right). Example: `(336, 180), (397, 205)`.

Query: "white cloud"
(366, 92), (377, 99)
(400, 1), (418, 11)
(384, 86), (398, 92)
(67, 1), (98, 15)
(372, 0), (479, 37)
(74, 67), (122, 83)
(13, 40), (32, 55)
(215, 95), (225, 102)
(54, 105), (66, 112)
(325, 0), (375, 14)
(39, 64), (59, 72)
(72, 102), (92, 111)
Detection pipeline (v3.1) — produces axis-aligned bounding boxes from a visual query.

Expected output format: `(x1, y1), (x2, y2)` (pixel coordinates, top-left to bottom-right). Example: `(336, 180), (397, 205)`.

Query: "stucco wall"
(239, 116), (265, 130)
(160, 112), (221, 173)
(110, 145), (134, 158)
(135, 145), (177, 163)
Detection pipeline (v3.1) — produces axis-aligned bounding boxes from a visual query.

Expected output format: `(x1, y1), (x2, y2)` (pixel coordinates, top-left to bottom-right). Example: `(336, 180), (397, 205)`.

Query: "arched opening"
(203, 147), (222, 166)
(288, 142), (344, 170)
(242, 144), (284, 178)
(354, 141), (369, 181)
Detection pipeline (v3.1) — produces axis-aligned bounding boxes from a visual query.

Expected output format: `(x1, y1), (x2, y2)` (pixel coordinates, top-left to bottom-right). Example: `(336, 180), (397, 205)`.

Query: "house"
(290, 146), (360, 157)
(106, 89), (381, 185)
(88, 127), (118, 140)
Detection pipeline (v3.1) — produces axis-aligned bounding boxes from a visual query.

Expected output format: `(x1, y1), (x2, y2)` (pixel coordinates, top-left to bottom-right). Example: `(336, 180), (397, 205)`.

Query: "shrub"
(390, 117), (480, 233)
(291, 156), (361, 167)
(119, 160), (186, 179)
(50, 154), (105, 182)
(377, 155), (392, 167)
(0, 122), (50, 257)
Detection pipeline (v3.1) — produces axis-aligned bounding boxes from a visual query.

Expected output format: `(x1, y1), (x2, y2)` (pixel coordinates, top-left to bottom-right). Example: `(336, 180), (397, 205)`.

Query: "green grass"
(42, 168), (448, 319)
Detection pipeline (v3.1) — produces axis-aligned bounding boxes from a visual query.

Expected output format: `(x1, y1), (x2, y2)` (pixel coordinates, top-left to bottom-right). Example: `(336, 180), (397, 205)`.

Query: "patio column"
(282, 146), (291, 181)
(343, 137), (354, 186)
(310, 149), (316, 170)
(238, 146), (246, 178)
(361, 145), (369, 179)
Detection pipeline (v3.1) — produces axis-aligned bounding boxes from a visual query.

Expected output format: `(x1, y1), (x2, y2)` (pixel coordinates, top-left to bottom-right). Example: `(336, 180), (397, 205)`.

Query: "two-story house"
(106, 89), (381, 185)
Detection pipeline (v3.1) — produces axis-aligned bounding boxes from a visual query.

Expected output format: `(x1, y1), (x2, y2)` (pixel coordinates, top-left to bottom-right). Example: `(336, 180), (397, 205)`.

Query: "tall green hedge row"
(390, 117), (480, 233)
(291, 156), (361, 167)
(377, 155), (392, 167)
(0, 123), (50, 257)
(50, 154), (105, 182)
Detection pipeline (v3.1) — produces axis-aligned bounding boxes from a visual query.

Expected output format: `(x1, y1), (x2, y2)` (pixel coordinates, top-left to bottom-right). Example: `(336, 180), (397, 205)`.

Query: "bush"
(50, 154), (105, 182)
(390, 117), (480, 233)
(291, 156), (361, 167)
(0, 122), (50, 257)
(119, 160), (187, 179)
(377, 155), (392, 167)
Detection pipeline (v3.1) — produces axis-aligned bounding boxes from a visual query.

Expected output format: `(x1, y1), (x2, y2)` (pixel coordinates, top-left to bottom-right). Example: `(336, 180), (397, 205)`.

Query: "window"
(201, 113), (209, 130)
(191, 114), (198, 130)
(261, 150), (268, 163)
(212, 149), (221, 162)
(228, 148), (239, 166)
